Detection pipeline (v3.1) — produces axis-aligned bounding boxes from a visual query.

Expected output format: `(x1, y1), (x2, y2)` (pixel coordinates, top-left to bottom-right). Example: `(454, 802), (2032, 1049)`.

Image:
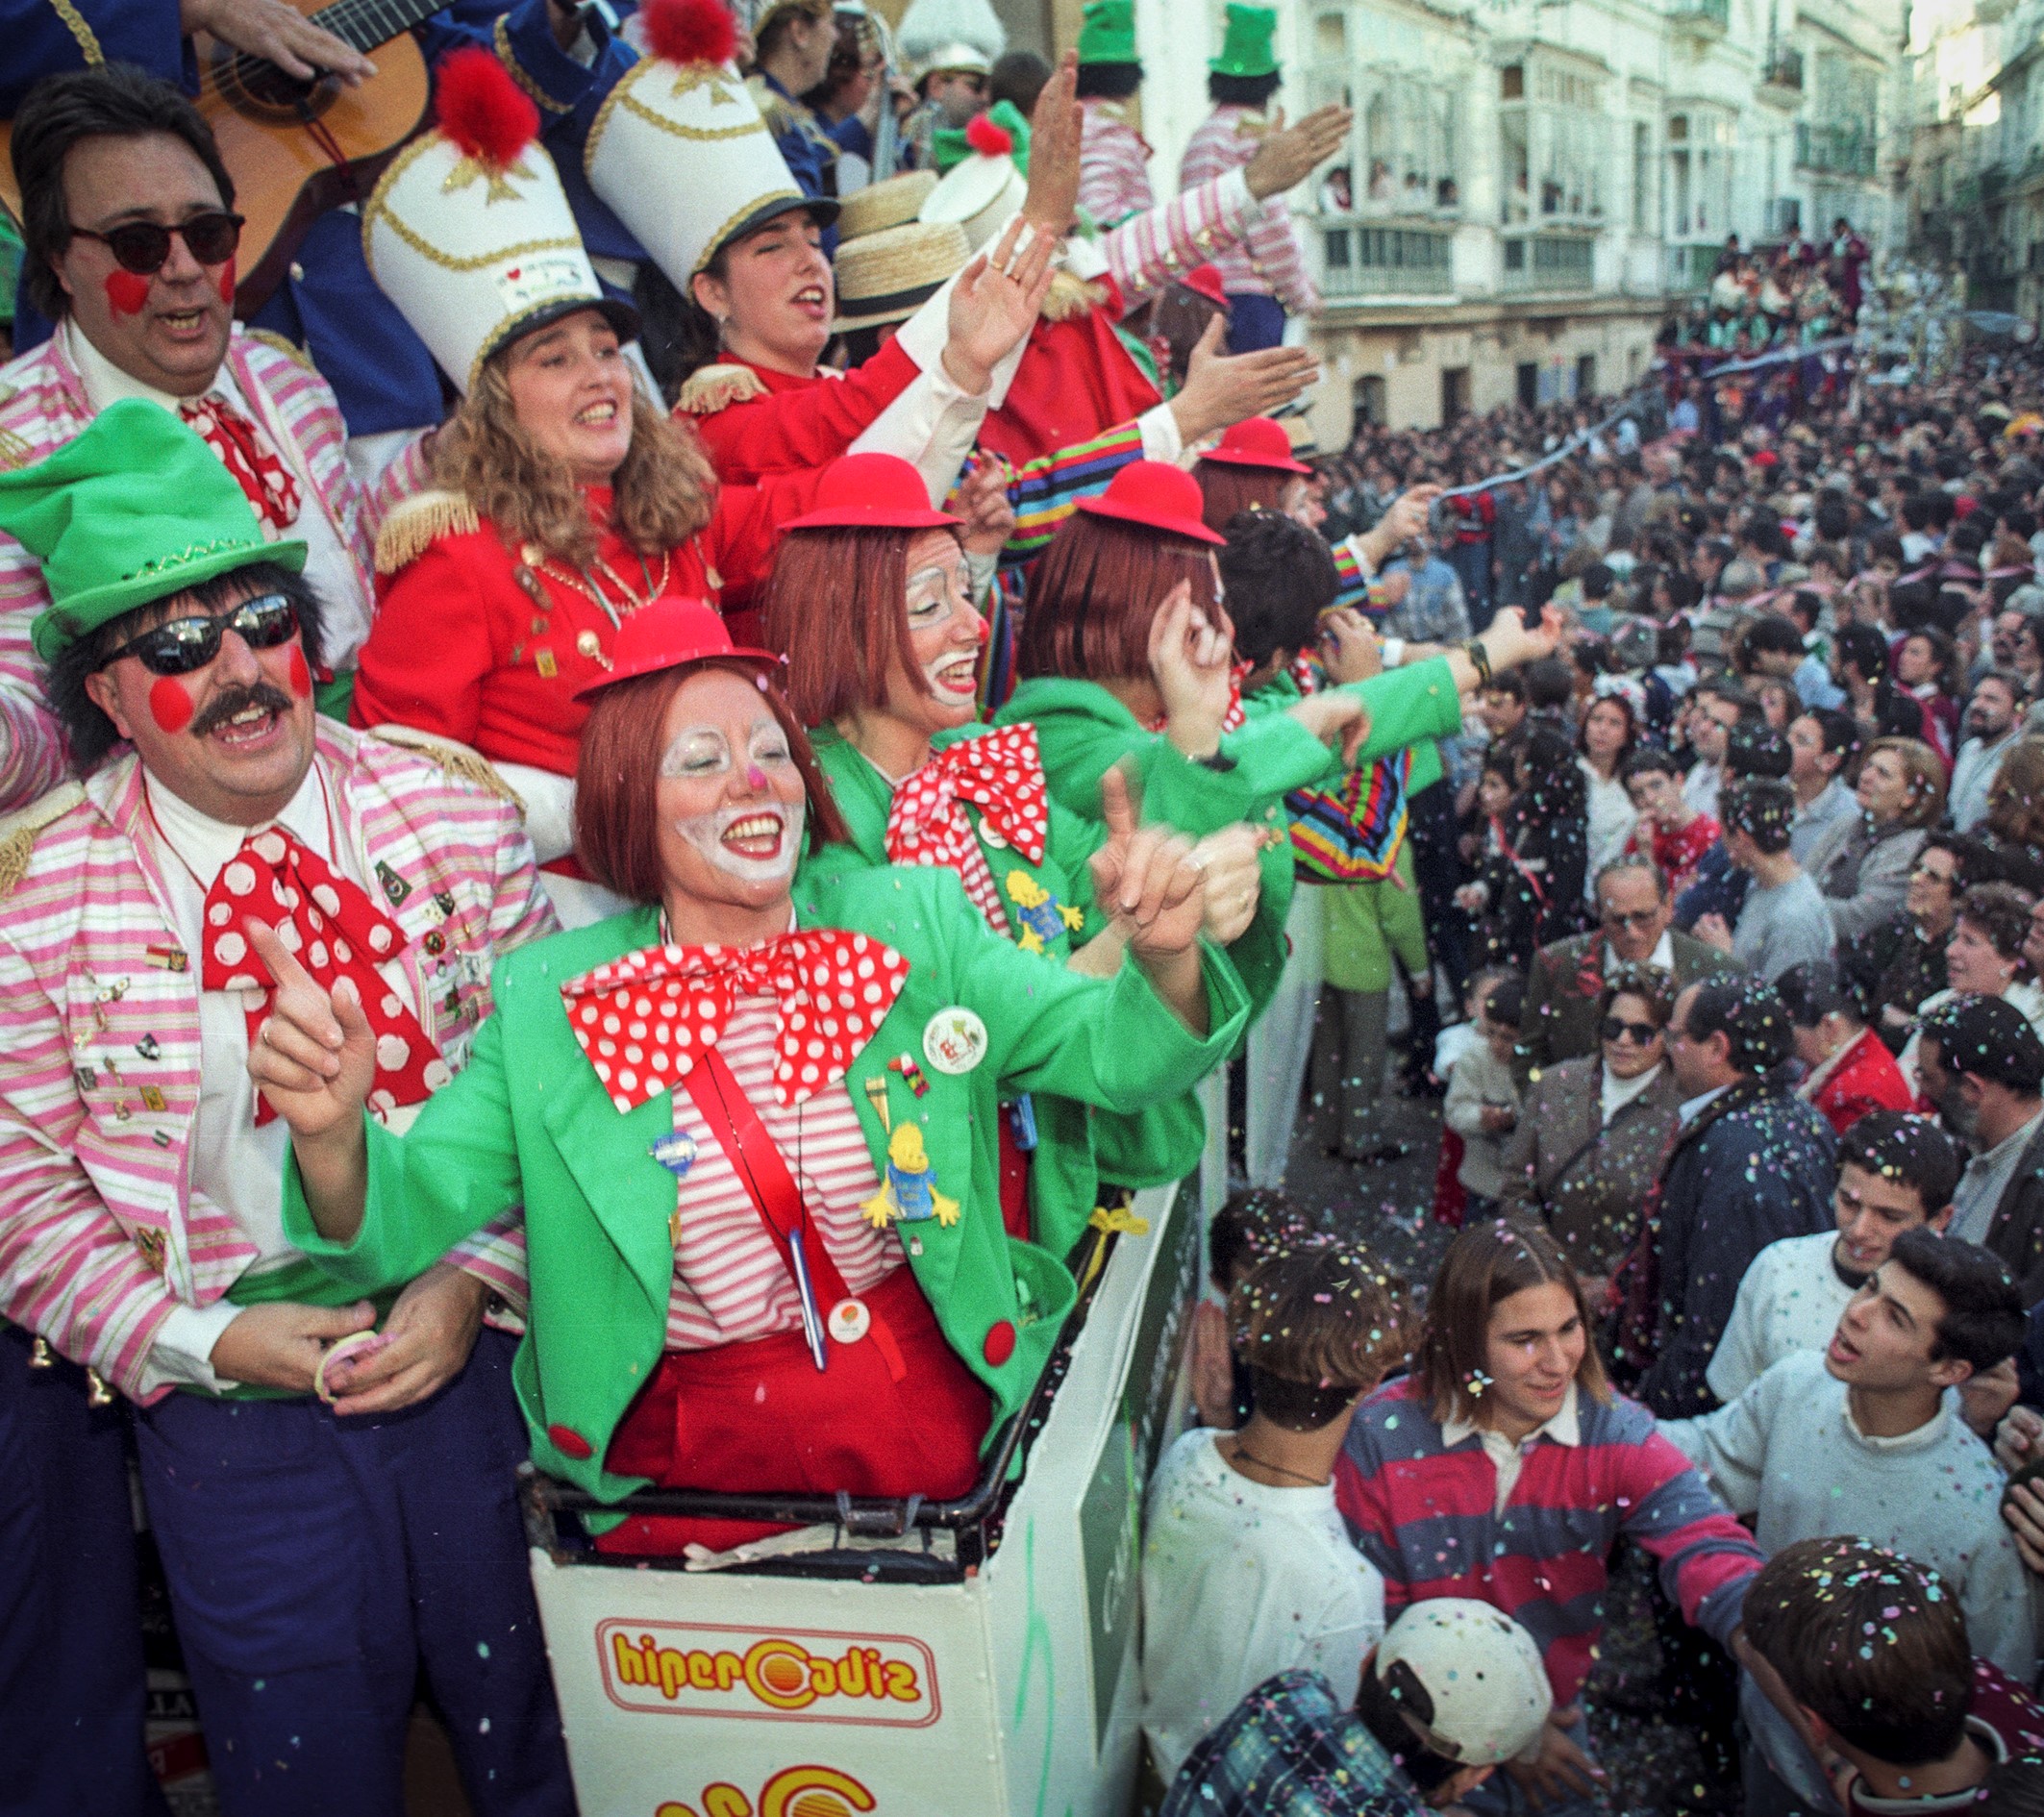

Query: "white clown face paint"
(671, 796), (807, 884)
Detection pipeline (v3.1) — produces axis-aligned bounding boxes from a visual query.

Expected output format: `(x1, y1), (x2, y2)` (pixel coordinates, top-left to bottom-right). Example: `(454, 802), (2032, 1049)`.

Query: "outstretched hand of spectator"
(1243, 104), (1355, 200)
(1168, 317), (1319, 443)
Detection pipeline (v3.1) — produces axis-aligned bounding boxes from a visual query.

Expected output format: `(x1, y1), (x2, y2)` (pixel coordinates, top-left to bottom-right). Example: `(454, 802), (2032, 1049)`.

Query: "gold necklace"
(529, 545), (672, 629)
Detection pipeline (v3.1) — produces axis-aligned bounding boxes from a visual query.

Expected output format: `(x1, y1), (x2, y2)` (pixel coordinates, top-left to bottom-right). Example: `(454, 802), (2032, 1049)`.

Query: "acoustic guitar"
(0, 0), (437, 313)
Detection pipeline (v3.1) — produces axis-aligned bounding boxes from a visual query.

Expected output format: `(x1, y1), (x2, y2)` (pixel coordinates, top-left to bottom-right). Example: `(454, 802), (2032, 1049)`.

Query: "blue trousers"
(131, 1329), (573, 1817)
(0, 1325), (167, 1817)
(1225, 291), (1287, 353)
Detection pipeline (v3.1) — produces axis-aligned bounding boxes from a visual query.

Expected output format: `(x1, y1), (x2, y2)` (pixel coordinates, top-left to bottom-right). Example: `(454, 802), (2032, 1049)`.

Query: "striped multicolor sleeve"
(1621, 1424), (1766, 1646)
(1100, 171), (1256, 302)
(1000, 418), (1147, 563)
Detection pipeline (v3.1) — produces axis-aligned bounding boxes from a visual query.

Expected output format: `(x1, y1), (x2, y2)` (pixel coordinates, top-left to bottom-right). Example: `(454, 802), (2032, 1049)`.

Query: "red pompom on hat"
(1077, 460), (1226, 545)
(1199, 416), (1311, 475)
(780, 453), (964, 532)
(434, 45), (539, 168)
(964, 111), (1013, 158)
(640, 0), (738, 67)
(574, 596), (779, 699)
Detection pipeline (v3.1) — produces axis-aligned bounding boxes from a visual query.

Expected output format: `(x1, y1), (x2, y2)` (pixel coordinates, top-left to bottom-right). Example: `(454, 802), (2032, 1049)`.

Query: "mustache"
(189, 682), (293, 738)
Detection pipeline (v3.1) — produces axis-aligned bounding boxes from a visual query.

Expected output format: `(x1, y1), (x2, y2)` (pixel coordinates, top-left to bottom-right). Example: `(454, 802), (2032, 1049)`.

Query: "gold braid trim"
(494, 15), (570, 113)
(0, 782), (86, 900)
(45, 0), (102, 63)
(674, 362), (770, 415)
(374, 488), (481, 574)
(1040, 269), (1109, 322)
(244, 328), (313, 370)
(361, 726), (527, 814)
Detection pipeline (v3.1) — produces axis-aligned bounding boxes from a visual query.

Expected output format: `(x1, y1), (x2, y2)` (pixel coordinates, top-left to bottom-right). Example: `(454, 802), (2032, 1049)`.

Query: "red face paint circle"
(148, 677), (194, 734)
(104, 270), (150, 316)
(216, 260), (237, 306)
(287, 647), (312, 699)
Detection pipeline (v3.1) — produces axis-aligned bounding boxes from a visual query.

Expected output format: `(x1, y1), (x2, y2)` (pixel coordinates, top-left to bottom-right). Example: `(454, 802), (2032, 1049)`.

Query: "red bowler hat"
(1197, 415), (1312, 475)
(1076, 460), (1226, 545)
(1179, 262), (1230, 309)
(780, 452), (964, 532)
(573, 596), (780, 700)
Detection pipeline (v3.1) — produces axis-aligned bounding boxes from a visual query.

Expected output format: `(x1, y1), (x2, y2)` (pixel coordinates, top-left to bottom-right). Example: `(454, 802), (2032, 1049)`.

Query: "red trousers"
(596, 1265), (990, 1556)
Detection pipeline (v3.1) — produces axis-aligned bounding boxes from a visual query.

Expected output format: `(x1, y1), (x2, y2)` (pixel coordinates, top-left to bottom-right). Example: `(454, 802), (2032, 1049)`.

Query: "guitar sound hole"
(211, 42), (341, 123)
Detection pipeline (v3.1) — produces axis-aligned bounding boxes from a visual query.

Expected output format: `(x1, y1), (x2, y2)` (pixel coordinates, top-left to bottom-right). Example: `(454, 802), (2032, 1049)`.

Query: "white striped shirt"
(663, 997), (899, 1350)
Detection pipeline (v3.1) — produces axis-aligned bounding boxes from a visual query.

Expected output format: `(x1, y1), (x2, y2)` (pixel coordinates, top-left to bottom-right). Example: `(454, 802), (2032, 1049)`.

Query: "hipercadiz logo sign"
(599, 1620), (941, 1727)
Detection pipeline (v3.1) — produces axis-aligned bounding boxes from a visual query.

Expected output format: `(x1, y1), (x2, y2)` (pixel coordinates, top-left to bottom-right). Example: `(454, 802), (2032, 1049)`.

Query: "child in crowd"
(1430, 968), (1513, 1226)
(1185, 1188), (1318, 1431)
(1141, 1240), (1409, 1783)
(1160, 1600), (1555, 1815)
(1623, 745), (1722, 894)
(1740, 1537), (2044, 1816)
(1444, 973), (1525, 1219)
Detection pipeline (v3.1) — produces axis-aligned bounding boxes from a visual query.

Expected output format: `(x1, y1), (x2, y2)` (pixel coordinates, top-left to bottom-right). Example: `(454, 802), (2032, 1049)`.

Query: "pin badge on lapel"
(650, 1131), (698, 1178)
(922, 1007), (987, 1076)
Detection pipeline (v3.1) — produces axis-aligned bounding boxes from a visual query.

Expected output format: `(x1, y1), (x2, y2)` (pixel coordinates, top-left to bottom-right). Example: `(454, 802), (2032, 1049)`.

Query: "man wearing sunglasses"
(0, 406), (573, 1816)
(1518, 854), (1740, 1077)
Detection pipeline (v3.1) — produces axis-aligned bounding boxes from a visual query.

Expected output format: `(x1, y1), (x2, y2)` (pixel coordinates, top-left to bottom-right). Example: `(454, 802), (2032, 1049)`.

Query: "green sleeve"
(282, 998), (525, 1296)
(1338, 660), (1467, 764)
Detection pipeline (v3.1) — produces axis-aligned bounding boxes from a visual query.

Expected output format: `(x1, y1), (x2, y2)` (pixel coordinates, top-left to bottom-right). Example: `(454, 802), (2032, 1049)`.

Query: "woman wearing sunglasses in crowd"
(1500, 965), (1683, 1304)
(764, 452), (1268, 1255)
(253, 596), (1249, 1559)
(344, 53), (1055, 926)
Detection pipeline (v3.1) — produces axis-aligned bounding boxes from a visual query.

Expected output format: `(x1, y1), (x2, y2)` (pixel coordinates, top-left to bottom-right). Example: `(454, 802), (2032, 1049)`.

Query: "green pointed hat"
(1078, 0), (1137, 63)
(1209, 3), (1279, 77)
(0, 399), (306, 662)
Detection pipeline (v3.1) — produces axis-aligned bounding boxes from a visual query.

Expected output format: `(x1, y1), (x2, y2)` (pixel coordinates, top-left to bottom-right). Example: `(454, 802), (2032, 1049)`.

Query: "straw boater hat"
(363, 48), (636, 394)
(835, 167), (939, 243)
(833, 220), (971, 332)
(585, 0), (837, 286)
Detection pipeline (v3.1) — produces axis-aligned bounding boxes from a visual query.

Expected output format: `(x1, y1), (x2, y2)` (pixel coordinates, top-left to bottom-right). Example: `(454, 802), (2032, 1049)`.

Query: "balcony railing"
(1320, 225), (1456, 297)
(1760, 46), (1805, 94)
(1501, 234), (1595, 292)
(1670, 0), (1730, 34)
(1796, 120), (1878, 177)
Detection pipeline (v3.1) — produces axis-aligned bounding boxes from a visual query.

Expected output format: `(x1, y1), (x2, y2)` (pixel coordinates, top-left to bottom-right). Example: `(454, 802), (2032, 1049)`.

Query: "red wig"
(1014, 512), (1223, 684)
(761, 524), (964, 728)
(1194, 461), (1284, 535)
(573, 659), (850, 902)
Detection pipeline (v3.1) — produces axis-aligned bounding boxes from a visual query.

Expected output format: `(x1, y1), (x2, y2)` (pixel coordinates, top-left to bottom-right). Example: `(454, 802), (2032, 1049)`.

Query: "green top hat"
(1209, 2), (1279, 77)
(1078, 0), (1136, 63)
(0, 400), (307, 662)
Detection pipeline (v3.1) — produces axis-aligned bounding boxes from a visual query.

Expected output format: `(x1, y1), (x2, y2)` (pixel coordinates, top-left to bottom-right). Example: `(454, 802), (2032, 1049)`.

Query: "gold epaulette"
(0, 781), (87, 899)
(0, 384), (30, 471)
(747, 73), (796, 136)
(1041, 269), (1110, 323)
(361, 724), (526, 814)
(675, 361), (772, 416)
(373, 488), (482, 575)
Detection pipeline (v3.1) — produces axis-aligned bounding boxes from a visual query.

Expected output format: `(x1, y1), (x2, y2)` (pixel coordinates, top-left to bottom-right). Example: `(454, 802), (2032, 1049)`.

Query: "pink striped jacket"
(0, 721), (555, 1403)
(1179, 106), (1319, 315)
(1079, 99), (1156, 227)
(0, 326), (431, 811)
(1096, 167), (1263, 304)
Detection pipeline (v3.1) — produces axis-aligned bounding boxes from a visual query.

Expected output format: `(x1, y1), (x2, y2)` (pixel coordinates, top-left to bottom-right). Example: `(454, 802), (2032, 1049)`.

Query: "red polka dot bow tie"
(884, 725), (1049, 935)
(180, 394), (301, 535)
(200, 828), (446, 1124)
(561, 931), (911, 1112)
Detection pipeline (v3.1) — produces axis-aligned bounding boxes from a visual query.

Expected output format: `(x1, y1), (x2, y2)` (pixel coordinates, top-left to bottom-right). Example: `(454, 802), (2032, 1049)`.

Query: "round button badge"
(829, 1298), (871, 1344)
(922, 1006), (989, 1076)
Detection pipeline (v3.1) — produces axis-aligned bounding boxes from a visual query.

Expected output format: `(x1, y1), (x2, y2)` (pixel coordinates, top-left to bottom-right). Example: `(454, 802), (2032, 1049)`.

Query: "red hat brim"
(571, 605), (782, 701)
(1198, 445), (1312, 476)
(1076, 492), (1226, 545)
(778, 502), (964, 532)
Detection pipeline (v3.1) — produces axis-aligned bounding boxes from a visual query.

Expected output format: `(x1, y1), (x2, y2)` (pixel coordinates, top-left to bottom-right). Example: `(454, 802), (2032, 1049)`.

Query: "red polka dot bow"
(560, 931), (911, 1112)
(200, 828), (447, 1124)
(884, 725), (1049, 936)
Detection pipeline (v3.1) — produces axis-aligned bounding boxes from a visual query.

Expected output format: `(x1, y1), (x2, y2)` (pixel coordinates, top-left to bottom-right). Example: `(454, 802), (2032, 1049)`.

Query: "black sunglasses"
(1602, 1017), (1662, 1045)
(69, 211), (244, 277)
(101, 594), (300, 677)
(1600, 908), (1662, 930)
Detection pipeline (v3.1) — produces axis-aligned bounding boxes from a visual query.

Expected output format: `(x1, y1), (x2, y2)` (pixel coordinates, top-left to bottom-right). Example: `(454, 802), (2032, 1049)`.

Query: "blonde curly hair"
(432, 355), (716, 567)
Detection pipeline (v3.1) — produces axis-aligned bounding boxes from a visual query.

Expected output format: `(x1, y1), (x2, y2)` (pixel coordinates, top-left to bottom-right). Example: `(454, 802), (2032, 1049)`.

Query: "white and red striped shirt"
(1079, 99), (1156, 227)
(661, 997), (899, 1351)
(1179, 105), (1318, 315)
